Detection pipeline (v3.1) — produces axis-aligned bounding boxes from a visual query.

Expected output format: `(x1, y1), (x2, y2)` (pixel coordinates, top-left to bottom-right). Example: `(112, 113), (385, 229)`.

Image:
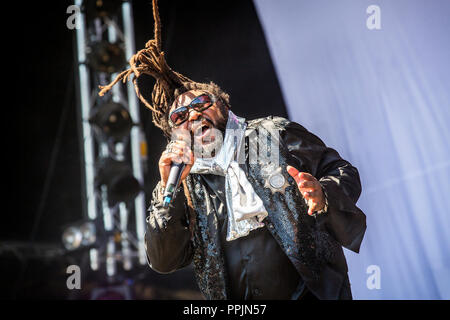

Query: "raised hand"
(287, 165), (325, 215)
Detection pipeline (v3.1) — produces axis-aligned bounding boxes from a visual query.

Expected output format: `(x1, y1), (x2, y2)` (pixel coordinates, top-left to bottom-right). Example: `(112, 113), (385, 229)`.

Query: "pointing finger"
(287, 165), (301, 184)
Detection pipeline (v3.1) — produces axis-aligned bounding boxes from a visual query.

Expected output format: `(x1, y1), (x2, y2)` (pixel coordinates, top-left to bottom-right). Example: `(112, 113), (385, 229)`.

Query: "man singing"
(99, 0), (366, 300)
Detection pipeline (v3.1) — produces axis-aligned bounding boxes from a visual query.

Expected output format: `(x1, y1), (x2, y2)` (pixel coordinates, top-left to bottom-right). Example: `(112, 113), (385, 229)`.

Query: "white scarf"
(190, 111), (268, 241)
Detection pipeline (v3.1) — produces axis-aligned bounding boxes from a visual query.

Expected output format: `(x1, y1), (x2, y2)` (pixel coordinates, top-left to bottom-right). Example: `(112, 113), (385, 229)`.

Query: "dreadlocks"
(98, 0), (230, 137)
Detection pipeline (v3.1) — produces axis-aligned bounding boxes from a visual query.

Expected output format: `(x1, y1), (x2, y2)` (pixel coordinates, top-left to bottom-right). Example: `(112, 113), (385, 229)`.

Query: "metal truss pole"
(74, 0), (99, 271)
(122, 1), (147, 266)
(73, 0), (147, 275)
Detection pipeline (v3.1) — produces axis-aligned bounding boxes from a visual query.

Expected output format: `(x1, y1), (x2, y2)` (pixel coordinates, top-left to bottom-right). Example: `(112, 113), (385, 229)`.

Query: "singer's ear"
(219, 97), (230, 111)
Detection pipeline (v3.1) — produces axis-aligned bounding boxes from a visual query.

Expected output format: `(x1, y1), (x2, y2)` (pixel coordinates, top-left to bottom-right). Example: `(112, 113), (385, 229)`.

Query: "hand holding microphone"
(158, 139), (195, 208)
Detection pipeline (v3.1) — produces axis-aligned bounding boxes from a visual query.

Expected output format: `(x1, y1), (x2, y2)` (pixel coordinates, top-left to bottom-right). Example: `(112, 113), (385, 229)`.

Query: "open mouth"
(193, 121), (213, 140)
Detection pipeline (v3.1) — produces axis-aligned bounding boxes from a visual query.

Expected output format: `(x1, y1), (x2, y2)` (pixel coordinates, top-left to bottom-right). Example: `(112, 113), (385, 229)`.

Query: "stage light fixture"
(95, 158), (141, 207)
(80, 221), (97, 246)
(62, 227), (83, 251)
(62, 221), (97, 251)
(89, 102), (134, 141)
(87, 41), (126, 74)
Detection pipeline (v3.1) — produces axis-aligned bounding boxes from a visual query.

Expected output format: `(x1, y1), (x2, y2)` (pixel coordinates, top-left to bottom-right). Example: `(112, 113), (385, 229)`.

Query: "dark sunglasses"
(168, 94), (216, 127)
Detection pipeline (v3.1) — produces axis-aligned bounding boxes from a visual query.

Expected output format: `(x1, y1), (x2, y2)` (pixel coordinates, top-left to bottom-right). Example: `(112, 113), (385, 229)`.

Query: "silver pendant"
(262, 165), (290, 194)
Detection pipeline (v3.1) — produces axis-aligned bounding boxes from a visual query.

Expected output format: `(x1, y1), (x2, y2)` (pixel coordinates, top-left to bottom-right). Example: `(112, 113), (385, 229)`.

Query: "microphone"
(162, 161), (186, 208)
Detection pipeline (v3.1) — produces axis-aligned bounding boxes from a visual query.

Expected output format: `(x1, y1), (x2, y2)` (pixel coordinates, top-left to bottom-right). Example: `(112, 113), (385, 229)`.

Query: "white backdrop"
(253, 0), (450, 299)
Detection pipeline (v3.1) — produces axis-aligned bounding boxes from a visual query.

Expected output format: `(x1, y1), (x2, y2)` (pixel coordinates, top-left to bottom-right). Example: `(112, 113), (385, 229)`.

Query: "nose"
(187, 108), (202, 122)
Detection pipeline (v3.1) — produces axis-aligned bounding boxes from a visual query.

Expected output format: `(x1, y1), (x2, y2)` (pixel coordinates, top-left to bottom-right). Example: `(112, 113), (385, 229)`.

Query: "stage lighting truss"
(73, 0), (148, 277)
(62, 213), (142, 275)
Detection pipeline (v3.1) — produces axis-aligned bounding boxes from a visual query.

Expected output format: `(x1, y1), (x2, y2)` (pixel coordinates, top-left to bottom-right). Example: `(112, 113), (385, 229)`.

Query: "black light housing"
(95, 158), (141, 207)
(89, 102), (134, 141)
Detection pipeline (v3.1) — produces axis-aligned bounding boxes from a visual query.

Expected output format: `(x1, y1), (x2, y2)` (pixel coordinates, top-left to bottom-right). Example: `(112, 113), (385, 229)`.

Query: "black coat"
(145, 116), (366, 300)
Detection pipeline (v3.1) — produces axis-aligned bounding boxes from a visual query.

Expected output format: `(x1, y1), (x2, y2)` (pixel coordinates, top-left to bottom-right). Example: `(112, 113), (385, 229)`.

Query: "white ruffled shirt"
(190, 111), (268, 241)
